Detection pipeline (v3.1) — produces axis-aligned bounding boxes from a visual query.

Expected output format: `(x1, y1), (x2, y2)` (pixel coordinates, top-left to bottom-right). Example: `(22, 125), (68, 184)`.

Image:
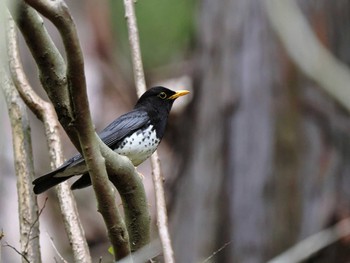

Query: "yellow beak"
(168, 90), (190, 100)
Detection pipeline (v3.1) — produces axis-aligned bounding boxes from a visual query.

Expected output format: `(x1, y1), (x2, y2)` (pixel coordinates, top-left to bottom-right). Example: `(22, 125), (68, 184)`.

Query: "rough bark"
(1, 69), (41, 263)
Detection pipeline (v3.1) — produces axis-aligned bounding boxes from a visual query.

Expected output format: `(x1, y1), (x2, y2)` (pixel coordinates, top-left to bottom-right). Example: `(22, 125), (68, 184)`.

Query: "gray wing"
(98, 109), (150, 147)
(55, 109), (150, 171)
(33, 109), (150, 193)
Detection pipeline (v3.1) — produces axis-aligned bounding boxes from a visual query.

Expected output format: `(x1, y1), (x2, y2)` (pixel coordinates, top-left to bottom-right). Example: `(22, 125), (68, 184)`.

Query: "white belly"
(115, 125), (160, 166)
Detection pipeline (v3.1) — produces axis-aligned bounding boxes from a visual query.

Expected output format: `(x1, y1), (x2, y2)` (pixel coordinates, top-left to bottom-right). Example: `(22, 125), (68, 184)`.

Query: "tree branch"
(20, 0), (131, 259)
(123, 0), (146, 98)
(46, 232), (69, 263)
(10, 0), (151, 258)
(1, 66), (41, 263)
(6, 13), (92, 263)
(99, 143), (151, 251)
(9, 0), (73, 129)
(264, 0), (350, 113)
(150, 155), (174, 262)
(123, 0), (175, 261)
(3, 242), (30, 263)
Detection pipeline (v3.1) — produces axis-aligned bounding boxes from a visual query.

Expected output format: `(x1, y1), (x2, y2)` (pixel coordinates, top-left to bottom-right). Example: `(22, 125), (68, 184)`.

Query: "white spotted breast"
(115, 124), (160, 166)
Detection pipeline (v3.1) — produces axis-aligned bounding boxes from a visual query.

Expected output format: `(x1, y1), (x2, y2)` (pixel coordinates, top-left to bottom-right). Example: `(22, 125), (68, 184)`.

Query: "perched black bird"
(33, 86), (189, 194)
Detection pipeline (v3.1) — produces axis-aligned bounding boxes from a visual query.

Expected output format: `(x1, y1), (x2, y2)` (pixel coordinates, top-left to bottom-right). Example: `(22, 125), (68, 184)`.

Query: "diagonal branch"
(123, 0), (175, 262)
(264, 0), (350, 113)
(6, 13), (92, 263)
(46, 232), (69, 263)
(3, 242), (30, 263)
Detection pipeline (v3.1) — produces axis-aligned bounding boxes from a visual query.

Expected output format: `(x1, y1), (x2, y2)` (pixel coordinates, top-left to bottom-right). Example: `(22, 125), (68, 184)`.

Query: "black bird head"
(135, 86), (189, 115)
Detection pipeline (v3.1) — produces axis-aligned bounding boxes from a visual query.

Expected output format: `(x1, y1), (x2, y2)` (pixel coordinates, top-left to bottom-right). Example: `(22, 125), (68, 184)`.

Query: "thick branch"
(98, 142), (151, 251)
(123, 0), (175, 261)
(10, 0), (73, 128)
(7, 14), (92, 262)
(1, 69), (41, 262)
(264, 0), (350, 113)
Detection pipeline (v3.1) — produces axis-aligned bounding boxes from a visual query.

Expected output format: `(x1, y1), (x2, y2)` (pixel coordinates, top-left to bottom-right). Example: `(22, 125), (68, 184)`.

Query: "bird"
(33, 86), (189, 194)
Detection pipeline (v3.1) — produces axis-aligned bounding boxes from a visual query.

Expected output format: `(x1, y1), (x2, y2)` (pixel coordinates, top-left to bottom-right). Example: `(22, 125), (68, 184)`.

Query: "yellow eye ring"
(158, 92), (167, 99)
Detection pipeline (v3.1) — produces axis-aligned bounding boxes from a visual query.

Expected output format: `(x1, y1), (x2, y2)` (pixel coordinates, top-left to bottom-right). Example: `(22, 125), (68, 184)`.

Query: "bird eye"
(158, 92), (167, 99)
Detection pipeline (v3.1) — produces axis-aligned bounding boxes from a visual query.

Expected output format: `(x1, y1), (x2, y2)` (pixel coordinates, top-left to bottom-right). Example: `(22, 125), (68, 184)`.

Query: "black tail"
(33, 170), (74, 194)
(71, 173), (92, 190)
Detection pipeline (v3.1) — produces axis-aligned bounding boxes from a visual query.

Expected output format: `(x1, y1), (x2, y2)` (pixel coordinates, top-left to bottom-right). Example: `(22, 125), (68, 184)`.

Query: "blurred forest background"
(2, 0), (350, 262)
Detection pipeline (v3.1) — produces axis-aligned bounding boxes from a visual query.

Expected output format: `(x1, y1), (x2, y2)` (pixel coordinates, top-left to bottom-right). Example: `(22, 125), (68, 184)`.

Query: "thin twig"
(202, 241), (231, 263)
(150, 154), (174, 262)
(24, 197), (48, 253)
(4, 243), (30, 263)
(46, 232), (69, 263)
(123, 0), (175, 262)
(123, 0), (146, 97)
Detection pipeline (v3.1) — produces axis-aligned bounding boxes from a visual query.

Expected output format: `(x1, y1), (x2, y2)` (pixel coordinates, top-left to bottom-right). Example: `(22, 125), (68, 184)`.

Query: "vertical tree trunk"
(2, 71), (41, 263)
